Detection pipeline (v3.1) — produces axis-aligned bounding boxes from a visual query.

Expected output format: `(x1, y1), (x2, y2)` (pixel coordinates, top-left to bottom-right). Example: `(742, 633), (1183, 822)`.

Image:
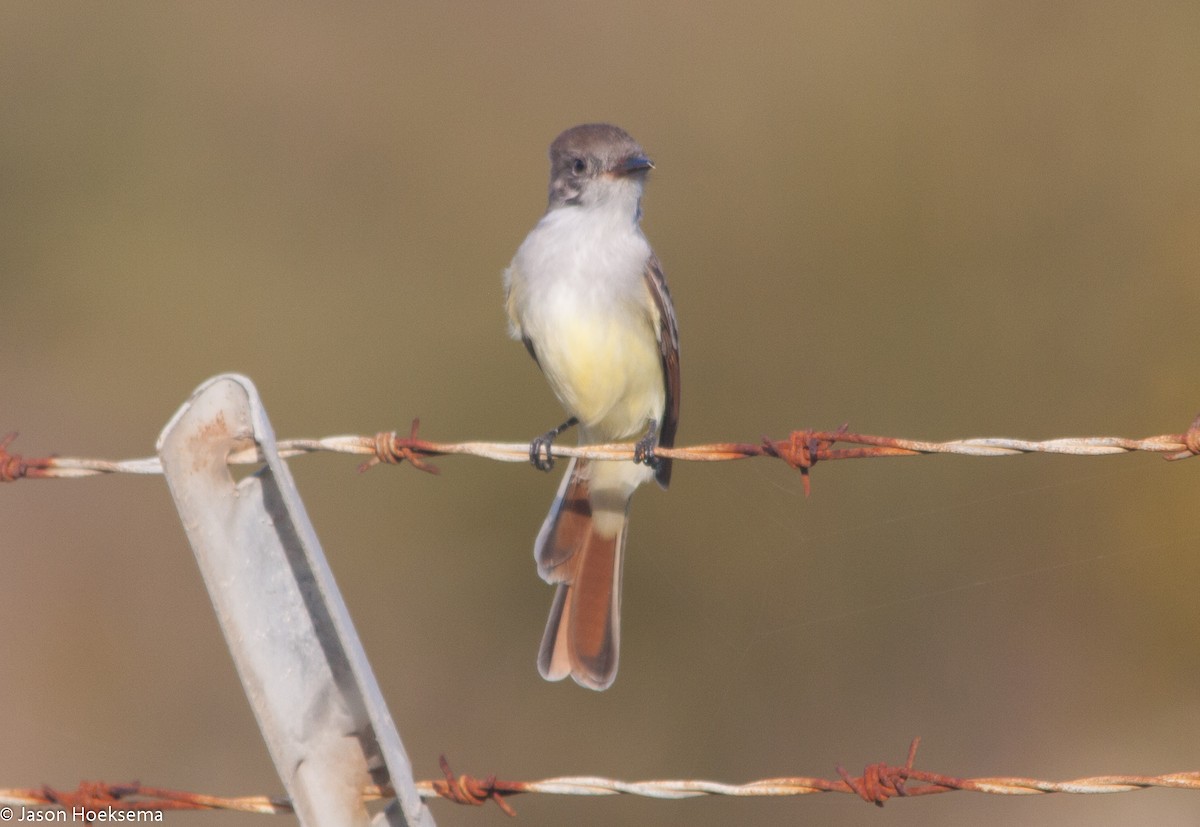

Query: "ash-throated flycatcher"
(504, 123), (681, 691)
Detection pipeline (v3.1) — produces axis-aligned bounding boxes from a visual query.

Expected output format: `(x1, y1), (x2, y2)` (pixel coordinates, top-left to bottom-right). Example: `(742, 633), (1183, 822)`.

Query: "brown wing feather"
(644, 255), (680, 488)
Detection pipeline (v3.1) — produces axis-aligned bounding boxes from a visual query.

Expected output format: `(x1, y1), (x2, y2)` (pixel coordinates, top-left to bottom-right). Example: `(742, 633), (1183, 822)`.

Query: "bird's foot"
(529, 417), (578, 472)
(633, 419), (661, 470)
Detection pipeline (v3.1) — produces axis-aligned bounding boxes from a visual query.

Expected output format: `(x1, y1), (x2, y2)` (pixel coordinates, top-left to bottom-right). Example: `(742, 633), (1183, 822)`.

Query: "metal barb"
(833, 737), (922, 806)
(0, 432), (25, 482)
(359, 419), (441, 475)
(434, 756), (518, 817)
(1165, 411), (1200, 461)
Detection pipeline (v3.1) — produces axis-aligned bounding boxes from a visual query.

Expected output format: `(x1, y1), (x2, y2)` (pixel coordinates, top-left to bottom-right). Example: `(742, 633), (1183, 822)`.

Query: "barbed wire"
(3, 741), (1198, 818)
(3, 411), (1198, 493)
(4, 417), (1198, 819)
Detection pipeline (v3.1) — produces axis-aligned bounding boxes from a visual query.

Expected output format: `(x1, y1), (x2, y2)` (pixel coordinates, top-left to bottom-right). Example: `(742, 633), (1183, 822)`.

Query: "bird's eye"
(571, 158), (587, 175)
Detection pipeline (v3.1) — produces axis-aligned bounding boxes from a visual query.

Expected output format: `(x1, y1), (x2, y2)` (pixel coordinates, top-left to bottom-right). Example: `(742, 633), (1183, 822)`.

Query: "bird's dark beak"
(615, 154), (654, 176)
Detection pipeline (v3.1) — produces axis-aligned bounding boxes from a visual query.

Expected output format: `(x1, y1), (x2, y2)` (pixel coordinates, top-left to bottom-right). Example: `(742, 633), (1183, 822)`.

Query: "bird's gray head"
(546, 123), (653, 212)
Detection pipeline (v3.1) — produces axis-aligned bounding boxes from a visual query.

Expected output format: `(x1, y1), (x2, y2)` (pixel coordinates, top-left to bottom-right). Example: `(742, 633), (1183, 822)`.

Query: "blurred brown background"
(3, 2), (1199, 825)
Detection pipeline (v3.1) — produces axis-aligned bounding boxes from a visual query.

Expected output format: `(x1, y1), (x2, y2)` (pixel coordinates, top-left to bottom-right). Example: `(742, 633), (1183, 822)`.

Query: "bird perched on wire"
(504, 123), (680, 690)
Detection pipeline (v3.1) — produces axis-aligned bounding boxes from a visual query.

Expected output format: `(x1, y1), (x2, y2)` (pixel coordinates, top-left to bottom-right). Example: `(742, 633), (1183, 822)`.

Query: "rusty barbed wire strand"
(4, 741), (1199, 818)
(2, 411), (1198, 489)
(0, 780), (295, 815)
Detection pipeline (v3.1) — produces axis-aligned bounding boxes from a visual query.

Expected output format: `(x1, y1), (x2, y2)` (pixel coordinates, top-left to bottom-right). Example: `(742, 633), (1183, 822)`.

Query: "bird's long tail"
(534, 457), (636, 691)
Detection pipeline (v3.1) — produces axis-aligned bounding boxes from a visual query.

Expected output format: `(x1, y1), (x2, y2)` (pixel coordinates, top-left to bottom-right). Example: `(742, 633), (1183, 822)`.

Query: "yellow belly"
(540, 310), (664, 441)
